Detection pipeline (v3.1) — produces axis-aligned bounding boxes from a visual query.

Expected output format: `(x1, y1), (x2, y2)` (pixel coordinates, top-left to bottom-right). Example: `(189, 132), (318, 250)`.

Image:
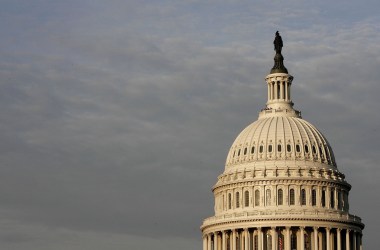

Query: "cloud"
(0, 1), (379, 249)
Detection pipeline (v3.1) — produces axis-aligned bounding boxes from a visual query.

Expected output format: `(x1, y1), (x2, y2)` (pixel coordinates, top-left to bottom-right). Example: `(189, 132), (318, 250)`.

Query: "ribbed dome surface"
(226, 116), (336, 169)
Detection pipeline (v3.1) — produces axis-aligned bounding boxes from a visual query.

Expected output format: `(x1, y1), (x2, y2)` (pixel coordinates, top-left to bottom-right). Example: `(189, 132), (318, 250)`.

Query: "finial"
(271, 31), (288, 74)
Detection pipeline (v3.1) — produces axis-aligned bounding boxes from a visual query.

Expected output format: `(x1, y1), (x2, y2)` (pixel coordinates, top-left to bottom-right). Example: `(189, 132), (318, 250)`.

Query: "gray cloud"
(0, 0), (379, 249)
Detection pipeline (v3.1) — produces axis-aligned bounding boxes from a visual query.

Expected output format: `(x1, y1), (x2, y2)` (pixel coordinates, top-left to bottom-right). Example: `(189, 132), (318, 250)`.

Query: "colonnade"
(203, 226), (362, 250)
(267, 81), (290, 102)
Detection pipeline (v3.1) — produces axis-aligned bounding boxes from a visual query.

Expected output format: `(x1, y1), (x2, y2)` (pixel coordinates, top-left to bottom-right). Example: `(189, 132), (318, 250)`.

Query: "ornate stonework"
(200, 33), (364, 250)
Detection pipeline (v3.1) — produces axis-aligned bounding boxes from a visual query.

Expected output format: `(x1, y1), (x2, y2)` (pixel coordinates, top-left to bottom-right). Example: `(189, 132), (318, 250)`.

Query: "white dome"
(226, 116), (336, 170)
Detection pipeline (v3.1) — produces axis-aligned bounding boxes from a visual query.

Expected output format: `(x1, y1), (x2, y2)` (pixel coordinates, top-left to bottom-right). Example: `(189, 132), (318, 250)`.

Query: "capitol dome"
(225, 115), (337, 171)
(201, 32), (364, 250)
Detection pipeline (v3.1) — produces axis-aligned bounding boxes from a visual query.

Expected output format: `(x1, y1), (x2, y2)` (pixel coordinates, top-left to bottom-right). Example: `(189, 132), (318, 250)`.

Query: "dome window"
(312, 189), (317, 206)
(254, 190), (260, 206)
(338, 191), (342, 210)
(259, 145), (264, 153)
(304, 145), (309, 153)
(251, 146), (255, 154)
(278, 189), (283, 205)
(238, 149), (241, 156)
(244, 191), (249, 207)
(278, 144), (282, 152)
(228, 193), (232, 209)
(266, 189), (271, 206)
(289, 189), (295, 205)
(330, 188), (335, 208)
(321, 189), (326, 207)
(296, 144), (301, 153)
(244, 147), (247, 155)
(301, 189), (306, 205)
(236, 192), (240, 208)
(268, 145), (273, 152)
(287, 144), (292, 152)
(312, 145), (317, 154)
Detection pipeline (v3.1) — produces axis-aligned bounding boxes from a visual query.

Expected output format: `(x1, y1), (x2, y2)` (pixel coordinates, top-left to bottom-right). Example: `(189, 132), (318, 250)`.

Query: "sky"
(0, 0), (379, 249)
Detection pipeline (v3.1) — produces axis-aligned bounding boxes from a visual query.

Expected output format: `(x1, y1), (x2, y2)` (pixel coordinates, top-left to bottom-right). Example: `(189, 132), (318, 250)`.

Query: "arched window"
(301, 189), (306, 205)
(338, 190), (342, 210)
(259, 145), (264, 153)
(236, 192), (240, 208)
(312, 145), (317, 154)
(304, 144), (309, 153)
(296, 144), (301, 152)
(278, 189), (283, 205)
(228, 193), (232, 209)
(278, 144), (282, 152)
(289, 189), (295, 205)
(321, 189), (326, 207)
(287, 144), (292, 152)
(312, 189), (317, 206)
(244, 190), (249, 207)
(255, 190), (260, 206)
(251, 146), (255, 154)
(330, 188), (335, 208)
(238, 149), (241, 156)
(266, 189), (271, 206)
(268, 145), (273, 152)
(244, 147), (247, 155)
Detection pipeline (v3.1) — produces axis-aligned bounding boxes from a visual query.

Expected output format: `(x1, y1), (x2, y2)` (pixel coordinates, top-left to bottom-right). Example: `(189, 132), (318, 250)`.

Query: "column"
(285, 227), (291, 250)
(346, 230), (350, 250)
(326, 228), (331, 250)
(300, 227), (305, 250)
(274, 82), (278, 100)
(257, 227), (263, 250)
(222, 231), (226, 250)
(245, 228), (249, 250)
(214, 232), (218, 250)
(268, 83), (271, 101)
(208, 234), (212, 250)
(353, 231), (356, 250)
(313, 227), (318, 250)
(280, 81), (284, 100)
(359, 234), (363, 250)
(272, 227), (277, 250)
(337, 228), (341, 250)
(203, 235), (208, 250)
(271, 82), (274, 100)
(285, 82), (288, 101)
(232, 229), (237, 250)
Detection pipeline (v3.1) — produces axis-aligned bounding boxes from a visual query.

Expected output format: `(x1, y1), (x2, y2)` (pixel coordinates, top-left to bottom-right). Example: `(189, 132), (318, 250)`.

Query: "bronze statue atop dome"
(274, 31), (283, 54)
(270, 31), (288, 73)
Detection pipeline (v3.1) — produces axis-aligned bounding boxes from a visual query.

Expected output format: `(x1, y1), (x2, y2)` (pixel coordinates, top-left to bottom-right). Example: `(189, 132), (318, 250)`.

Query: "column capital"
(214, 232), (219, 236)
(325, 227), (331, 232)
(313, 226), (319, 231)
(346, 229), (351, 233)
(337, 228), (342, 233)
(244, 228), (249, 232)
